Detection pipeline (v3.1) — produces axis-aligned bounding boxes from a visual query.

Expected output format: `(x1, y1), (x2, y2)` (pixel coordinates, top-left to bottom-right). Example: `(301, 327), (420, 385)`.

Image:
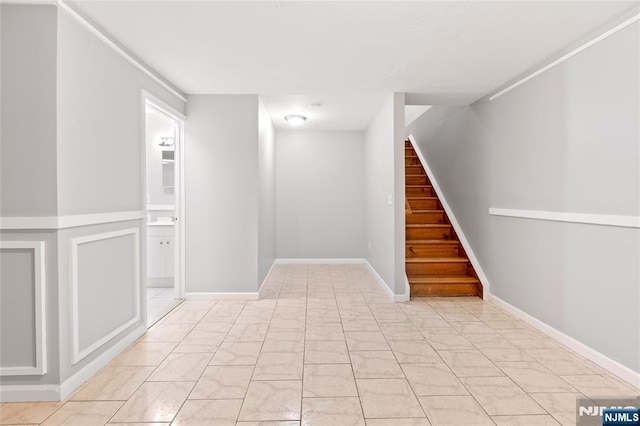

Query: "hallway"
(1, 263), (636, 425)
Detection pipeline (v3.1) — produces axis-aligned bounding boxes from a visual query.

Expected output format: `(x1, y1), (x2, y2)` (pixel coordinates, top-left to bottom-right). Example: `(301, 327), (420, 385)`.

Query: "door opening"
(142, 93), (185, 326)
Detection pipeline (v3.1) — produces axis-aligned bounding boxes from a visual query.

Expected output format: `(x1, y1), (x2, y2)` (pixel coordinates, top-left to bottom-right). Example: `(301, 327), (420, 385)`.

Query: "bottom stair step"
(409, 275), (480, 297)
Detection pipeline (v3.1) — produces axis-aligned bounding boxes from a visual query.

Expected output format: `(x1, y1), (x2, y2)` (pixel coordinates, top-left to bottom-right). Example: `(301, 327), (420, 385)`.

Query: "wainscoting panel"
(70, 228), (140, 364)
(0, 241), (47, 376)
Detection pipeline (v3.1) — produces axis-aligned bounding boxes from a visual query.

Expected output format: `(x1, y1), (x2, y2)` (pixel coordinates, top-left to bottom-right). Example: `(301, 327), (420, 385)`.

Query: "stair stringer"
(407, 134), (492, 300)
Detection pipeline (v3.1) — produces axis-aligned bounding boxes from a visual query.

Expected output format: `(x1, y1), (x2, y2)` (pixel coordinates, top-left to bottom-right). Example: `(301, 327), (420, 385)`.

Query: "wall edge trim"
(0, 211), (145, 230)
(59, 324), (146, 400)
(257, 260), (277, 297)
(275, 258), (367, 264)
(490, 294), (640, 389)
(489, 207), (640, 228)
(184, 292), (259, 301)
(489, 12), (640, 101)
(56, 0), (187, 102)
(0, 385), (60, 403)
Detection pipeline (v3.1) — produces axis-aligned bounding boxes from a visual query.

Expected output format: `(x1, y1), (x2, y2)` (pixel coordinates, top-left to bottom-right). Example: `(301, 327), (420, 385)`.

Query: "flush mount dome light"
(284, 115), (307, 127)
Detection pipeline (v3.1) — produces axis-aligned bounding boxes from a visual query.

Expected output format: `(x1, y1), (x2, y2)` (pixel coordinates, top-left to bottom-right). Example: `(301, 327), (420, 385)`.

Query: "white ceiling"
(67, 0), (638, 129)
(262, 93), (388, 131)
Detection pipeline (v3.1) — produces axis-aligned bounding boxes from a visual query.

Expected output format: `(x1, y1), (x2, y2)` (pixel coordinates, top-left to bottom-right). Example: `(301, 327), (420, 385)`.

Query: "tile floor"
(147, 287), (182, 326)
(1, 263), (638, 425)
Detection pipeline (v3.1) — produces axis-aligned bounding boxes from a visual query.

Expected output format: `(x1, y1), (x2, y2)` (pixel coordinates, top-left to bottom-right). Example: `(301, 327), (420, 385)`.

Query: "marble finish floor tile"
(172, 399), (242, 426)
(40, 401), (123, 426)
(72, 366), (154, 401)
(304, 340), (350, 364)
(418, 395), (494, 425)
(461, 376), (546, 416)
(302, 397), (364, 426)
(110, 382), (194, 423)
(147, 353), (211, 382)
(401, 363), (469, 396)
(303, 364), (358, 397)
(5, 263), (638, 426)
(189, 365), (254, 399)
(356, 378), (425, 418)
(237, 380), (302, 422)
(350, 351), (404, 379)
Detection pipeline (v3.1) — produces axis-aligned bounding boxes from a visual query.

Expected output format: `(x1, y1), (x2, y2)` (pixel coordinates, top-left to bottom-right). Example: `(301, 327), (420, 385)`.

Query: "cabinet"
(147, 227), (174, 279)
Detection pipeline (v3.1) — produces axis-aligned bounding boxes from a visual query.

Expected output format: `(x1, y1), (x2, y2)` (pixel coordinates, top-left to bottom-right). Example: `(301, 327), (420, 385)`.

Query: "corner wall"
(407, 20), (639, 374)
(185, 95), (260, 294)
(258, 100), (276, 285)
(363, 93), (406, 296)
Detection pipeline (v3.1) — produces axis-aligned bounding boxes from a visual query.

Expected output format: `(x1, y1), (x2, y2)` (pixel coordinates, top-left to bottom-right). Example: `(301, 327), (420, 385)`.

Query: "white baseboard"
(258, 261), (277, 297)
(364, 260), (394, 301)
(60, 324), (146, 400)
(490, 294), (640, 390)
(0, 385), (61, 403)
(184, 292), (259, 300)
(0, 324), (146, 402)
(275, 258), (367, 264)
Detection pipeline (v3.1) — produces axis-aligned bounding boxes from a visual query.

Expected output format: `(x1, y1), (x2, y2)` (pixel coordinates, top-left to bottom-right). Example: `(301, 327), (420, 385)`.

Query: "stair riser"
(406, 187), (433, 197)
(407, 262), (468, 275)
(407, 199), (438, 209)
(406, 175), (429, 185)
(405, 166), (425, 175)
(406, 228), (451, 240)
(406, 212), (444, 224)
(406, 245), (459, 257)
(405, 157), (421, 165)
(410, 283), (479, 297)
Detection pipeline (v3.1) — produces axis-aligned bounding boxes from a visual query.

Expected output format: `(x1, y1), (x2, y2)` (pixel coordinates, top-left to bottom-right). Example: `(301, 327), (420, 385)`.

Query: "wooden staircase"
(405, 140), (482, 297)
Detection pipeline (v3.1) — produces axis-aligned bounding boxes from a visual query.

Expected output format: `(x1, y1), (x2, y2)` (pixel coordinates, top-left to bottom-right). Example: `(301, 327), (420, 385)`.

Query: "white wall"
(258, 100), (276, 285)
(56, 10), (184, 217)
(363, 94), (405, 295)
(1, 3), (186, 400)
(54, 7), (185, 387)
(275, 131), (366, 259)
(407, 20), (639, 373)
(185, 95), (260, 294)
(0, 5), (58, 217)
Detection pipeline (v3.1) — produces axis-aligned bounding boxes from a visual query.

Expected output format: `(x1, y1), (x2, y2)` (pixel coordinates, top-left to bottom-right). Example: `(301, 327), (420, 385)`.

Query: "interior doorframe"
(140, 90), (187, 323)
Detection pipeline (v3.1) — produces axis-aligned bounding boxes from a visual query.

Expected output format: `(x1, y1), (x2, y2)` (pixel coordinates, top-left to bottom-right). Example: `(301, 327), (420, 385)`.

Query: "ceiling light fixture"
(284, 115), (307, 127)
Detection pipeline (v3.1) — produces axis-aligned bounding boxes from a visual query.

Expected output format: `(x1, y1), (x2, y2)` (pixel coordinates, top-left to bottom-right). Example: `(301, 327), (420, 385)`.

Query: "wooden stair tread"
(409, 209), (444, 213)
(406, 224), (450, 228)
(409, 275), (480, 284)
(406, 257), (468, 263)
(406, 239), (459, 244)
(407, 196), (437, 200)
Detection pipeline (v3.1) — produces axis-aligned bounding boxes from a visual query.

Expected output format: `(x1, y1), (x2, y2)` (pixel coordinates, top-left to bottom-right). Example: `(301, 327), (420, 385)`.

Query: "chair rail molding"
(489, 207), (640, 228)
(0, 211), (145, 230)
(0, 241), (47, 376)
(70, 228), (141, 364)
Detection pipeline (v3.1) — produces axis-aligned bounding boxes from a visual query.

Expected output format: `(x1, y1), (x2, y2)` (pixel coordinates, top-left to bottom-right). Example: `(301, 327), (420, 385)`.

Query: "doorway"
(142, 92), (185, 326)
